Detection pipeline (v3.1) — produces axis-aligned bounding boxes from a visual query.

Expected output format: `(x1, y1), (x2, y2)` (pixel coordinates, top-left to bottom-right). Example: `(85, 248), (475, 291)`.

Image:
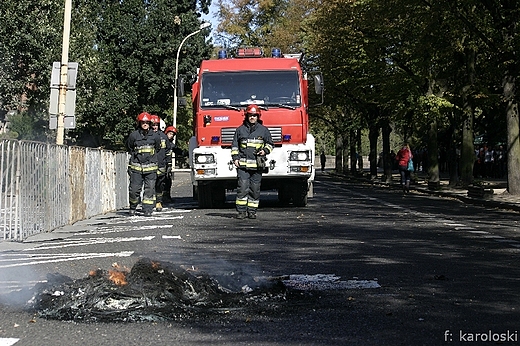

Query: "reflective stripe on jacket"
(231, 121), (274, 169)
(126, 128), (162, 173)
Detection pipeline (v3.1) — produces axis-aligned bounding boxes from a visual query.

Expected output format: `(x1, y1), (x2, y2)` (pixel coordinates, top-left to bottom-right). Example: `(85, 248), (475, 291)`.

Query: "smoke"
(0, 256), (44, 308)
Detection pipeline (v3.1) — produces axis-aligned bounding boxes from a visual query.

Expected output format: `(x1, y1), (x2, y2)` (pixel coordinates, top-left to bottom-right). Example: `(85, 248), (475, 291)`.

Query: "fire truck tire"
(278, 186), (291, 206)
(292, 181), (308, 207)
(197, 183), (226, 208)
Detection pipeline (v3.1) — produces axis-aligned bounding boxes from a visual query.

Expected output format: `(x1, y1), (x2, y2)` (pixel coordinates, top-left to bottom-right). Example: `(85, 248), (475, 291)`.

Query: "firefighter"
(150, 115), (172, 212)
(126, 112), (162, 216)
(231, 104), (274, 219)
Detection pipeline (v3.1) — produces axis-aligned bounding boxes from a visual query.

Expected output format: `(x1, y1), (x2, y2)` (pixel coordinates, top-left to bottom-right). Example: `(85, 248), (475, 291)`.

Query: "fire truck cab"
(188, 48), (323, 208)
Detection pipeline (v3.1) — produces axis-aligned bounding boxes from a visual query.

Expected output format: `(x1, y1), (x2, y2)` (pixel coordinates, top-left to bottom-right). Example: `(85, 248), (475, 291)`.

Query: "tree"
(215, 0), (317, 52)
(70, 0), (212, 149)
(0, 1), (63, 140)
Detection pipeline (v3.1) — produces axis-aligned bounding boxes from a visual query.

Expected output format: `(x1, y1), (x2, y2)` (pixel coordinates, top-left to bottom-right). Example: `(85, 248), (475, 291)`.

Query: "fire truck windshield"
(200, 70), (301, 108)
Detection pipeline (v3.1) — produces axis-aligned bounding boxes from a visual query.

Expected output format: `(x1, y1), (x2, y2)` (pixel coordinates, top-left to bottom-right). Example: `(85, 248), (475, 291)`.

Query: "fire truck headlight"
(289, 151), (310, 161)
(195, 154), (215, 164)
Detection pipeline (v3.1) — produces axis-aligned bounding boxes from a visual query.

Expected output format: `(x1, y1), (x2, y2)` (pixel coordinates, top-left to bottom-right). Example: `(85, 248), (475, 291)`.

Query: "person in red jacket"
(396, 143), (413, 194)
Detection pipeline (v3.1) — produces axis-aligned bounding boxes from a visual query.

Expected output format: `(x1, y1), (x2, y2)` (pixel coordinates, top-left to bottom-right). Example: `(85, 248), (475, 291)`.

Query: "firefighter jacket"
(126, 128), (162, 173)
(166, 139), (186, 164)
(155, 130), (172, 174)
(231, 120), (274, 169)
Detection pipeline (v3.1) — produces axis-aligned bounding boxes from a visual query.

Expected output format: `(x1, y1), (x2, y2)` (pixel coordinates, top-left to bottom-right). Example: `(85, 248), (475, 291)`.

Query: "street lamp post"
(56, 0), (72, 145)
(173, 22), (210, 130)
(171, 22), (209, 169)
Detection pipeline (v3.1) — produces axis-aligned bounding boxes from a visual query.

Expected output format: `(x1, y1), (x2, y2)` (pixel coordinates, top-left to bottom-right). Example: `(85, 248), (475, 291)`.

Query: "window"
(201, 71), (301, 108)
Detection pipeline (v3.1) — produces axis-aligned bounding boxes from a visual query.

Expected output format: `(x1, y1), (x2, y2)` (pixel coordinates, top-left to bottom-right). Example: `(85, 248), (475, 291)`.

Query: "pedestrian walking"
(126, 112), (162, 216)
(396, 143), (413, 194)
(231, 104), (274, 219)
(320, 151), (326, 172)
(150, 115), (172, 212)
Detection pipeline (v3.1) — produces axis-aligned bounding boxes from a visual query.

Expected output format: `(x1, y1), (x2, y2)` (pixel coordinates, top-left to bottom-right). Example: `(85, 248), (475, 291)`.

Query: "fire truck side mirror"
(313, 74), (324, 95)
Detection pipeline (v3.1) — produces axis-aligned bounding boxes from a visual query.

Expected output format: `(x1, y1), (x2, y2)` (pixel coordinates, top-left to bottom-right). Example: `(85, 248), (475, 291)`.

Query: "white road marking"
(0, 251), (134, 268)
(282, 274), (380, 290)
(0, 338), (19, 346)
(78, 224), (178, 235)
(162, 235), (182, 239)
(22, 236), (155, 251)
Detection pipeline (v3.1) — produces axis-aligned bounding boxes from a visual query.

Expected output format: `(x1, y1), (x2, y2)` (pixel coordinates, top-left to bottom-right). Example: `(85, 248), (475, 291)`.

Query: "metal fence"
(0, 139), (129, 241)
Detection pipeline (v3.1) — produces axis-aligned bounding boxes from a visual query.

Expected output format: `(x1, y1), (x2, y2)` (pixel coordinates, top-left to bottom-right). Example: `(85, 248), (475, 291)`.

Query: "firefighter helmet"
(244, 104), (261, 117)
(150, 114), (161, 125)
(137, 112), (152, 123)
(165, 126), (177, 134)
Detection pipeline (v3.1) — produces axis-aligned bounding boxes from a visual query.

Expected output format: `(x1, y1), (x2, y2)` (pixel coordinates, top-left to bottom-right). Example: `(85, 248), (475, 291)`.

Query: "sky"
(202, 2), (219, 40)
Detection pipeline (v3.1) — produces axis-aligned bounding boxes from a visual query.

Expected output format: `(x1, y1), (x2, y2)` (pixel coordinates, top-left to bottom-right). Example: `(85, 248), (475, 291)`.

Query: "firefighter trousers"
(236, 168), (262, 214)
(155, 171), (167, 203)
(129, 170), (157, 212)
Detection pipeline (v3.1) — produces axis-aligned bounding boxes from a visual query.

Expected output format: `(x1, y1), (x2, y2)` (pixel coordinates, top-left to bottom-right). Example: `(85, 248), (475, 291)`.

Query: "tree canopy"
(1, 0), (519, 191)
(0, 0), (212, 149)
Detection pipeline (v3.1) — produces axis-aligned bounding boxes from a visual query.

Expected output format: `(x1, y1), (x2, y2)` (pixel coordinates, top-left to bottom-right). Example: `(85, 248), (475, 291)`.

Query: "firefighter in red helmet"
(150, 115), (172, 212)
(231, 104), (274, 219)
(126, 112), (162, 216)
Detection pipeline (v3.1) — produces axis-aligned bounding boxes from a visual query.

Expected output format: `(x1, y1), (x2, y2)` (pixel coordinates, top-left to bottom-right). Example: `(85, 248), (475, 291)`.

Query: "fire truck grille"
(221, 128), (236, 144)
(221, 127), (282, 144)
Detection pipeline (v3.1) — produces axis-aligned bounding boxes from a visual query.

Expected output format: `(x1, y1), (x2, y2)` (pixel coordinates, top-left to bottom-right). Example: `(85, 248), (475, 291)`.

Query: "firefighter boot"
(156, 202), (163, 212)
(248, 212), (257, 219)
(129, 208), (136, 216)
(236, 212), (247, 219)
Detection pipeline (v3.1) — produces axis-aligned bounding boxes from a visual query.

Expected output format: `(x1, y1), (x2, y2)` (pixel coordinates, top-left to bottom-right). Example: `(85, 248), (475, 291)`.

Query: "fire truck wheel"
(197, 183), (226, 209)
(278, 186), (291, 206)
(291, 181), (308, 207)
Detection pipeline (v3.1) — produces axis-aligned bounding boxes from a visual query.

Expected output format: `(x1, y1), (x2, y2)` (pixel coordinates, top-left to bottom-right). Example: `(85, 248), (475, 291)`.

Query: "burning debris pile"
(25, 258), (286, 322)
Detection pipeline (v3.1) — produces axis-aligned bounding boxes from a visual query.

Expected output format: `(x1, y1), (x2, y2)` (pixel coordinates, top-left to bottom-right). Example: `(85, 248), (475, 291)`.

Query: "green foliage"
(0, 0), (212, 149)
(68, 0), (212, 149)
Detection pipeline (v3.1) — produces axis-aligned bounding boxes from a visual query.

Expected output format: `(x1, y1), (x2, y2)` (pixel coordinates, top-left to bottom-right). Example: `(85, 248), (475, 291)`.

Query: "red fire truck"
(188, 47), (323, 208)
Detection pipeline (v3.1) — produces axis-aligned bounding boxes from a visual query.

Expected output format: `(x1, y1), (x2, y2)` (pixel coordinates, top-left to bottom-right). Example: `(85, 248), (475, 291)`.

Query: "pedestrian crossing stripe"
(22, 236), (155, 251)
(0, 338), (19, 346)
(0, 251), (134, 269)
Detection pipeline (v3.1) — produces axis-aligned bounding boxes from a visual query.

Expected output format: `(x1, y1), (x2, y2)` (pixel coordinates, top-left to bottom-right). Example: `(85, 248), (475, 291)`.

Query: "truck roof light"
(283, 134), (291, 141)
(218, 50), (227, 59)
(236, 47), (263, 58)
(271, 48), (282, 58)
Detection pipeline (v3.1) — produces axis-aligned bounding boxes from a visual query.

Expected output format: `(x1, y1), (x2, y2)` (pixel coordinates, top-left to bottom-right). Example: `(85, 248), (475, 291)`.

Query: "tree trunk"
(501, 11), (520, 194)
(447, 124), (459, 187)
(335, 132), (343, 174)
(349, 129), (357, 174)
(504, 74), (520, 194)
(368, 125), (379, 179)
(427, 120), (439, 183)
(356, 129), (363, 172)
(460, 48), (476, 186)
(382, 122), (392, 183)
(342, 135), (349, 175)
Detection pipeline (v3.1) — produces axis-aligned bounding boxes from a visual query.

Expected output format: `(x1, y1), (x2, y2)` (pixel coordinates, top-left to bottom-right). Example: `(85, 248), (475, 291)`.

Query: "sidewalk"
(362, 169), (520, 213)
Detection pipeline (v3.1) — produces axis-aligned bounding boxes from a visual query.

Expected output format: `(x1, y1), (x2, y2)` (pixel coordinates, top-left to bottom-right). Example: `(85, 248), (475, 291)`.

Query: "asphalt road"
(0, 171), (519, 346)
